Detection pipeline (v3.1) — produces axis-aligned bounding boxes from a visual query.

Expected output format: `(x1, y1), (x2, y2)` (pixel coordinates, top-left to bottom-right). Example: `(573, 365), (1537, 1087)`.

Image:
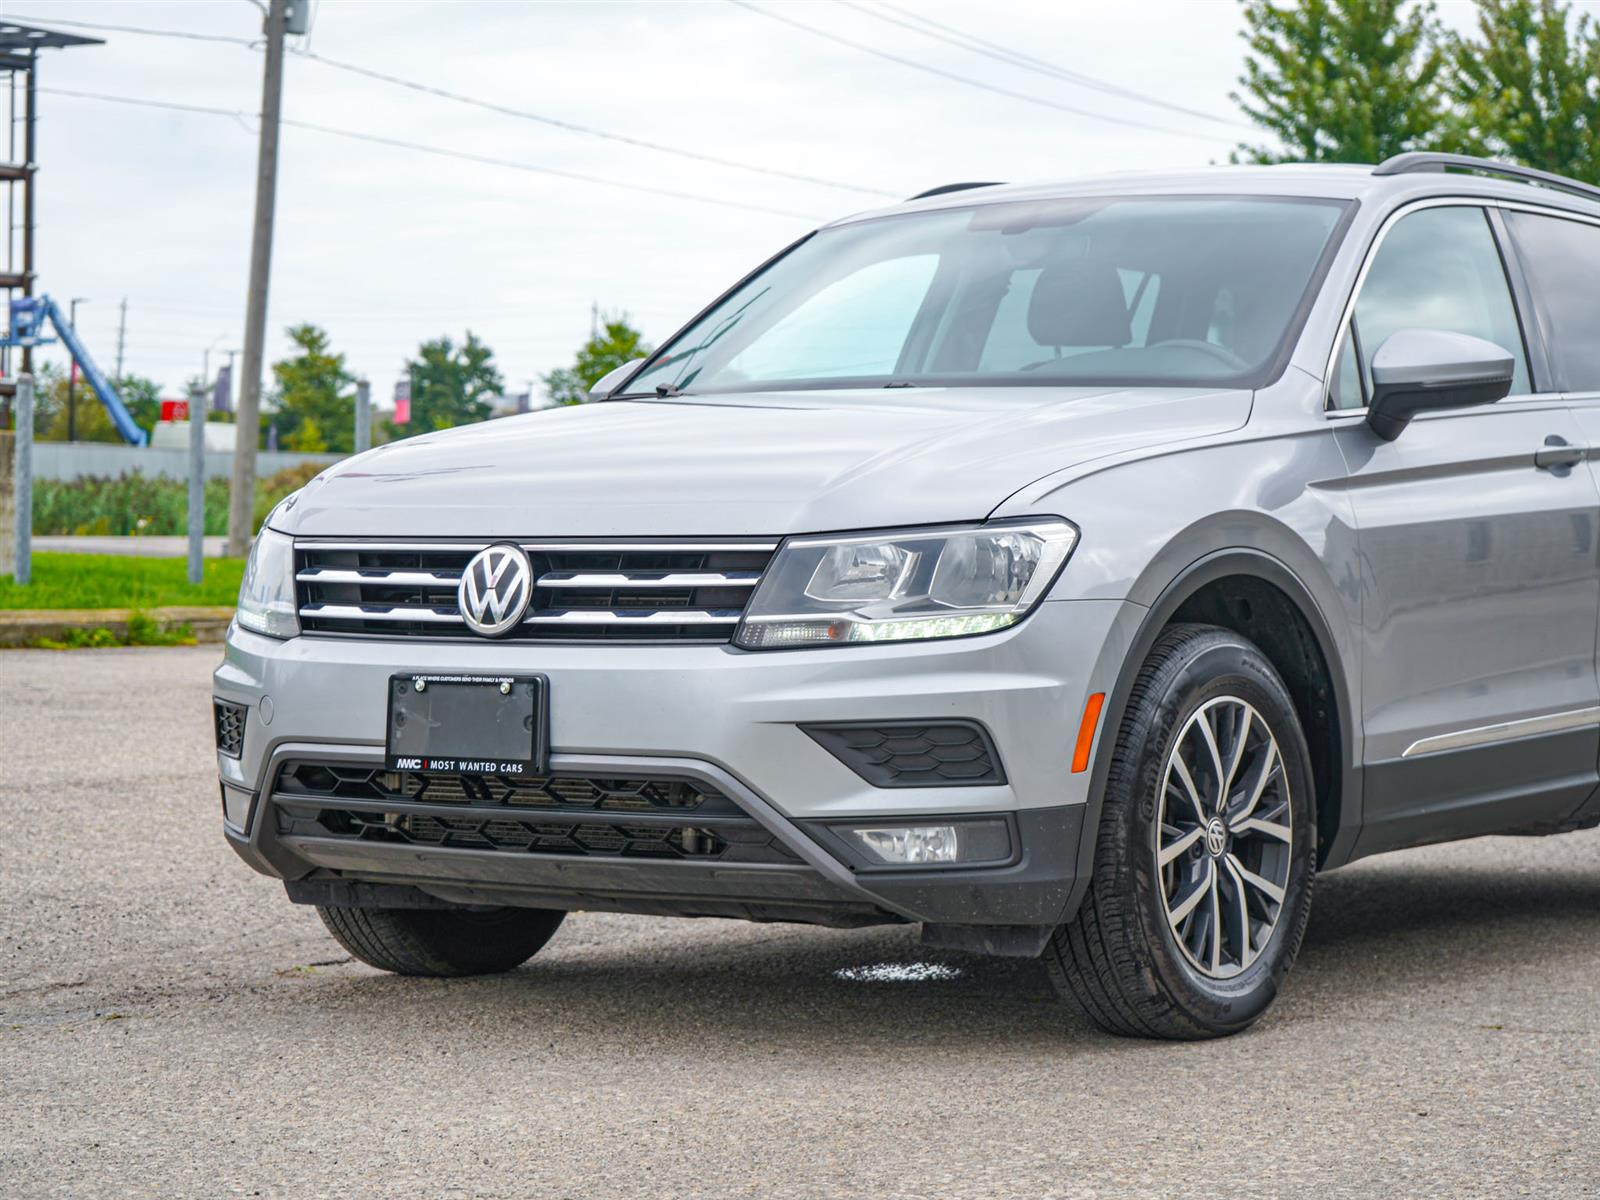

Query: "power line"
(0, 9), (898, 198)
(284, 119), (827, 220)
(846, 0), (1252, 132)
(40, 87), (830, 221)
(725, 0), (1223, 142)
(37, 87), (260, 131)
(0, 12), (257, 44)
(292, 48), (898, 198)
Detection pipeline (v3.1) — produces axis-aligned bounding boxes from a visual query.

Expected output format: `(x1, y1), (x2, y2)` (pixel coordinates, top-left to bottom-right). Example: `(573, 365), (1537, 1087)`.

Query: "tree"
(268, 324), (355, 453)
(38, 369), (162, 443)
(115, 374), (163, 436)
(406, 331), (503, 431)
(290, 415), (328, 453)
(542, 316), (653, 406)
(1442, 0), (1600, 185)
(1232, 0), (1449, 163)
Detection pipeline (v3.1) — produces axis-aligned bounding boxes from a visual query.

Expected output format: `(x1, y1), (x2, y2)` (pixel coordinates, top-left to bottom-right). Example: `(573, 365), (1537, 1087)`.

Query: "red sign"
(393, 378), (410, 426)
(160, 398), (189, 422)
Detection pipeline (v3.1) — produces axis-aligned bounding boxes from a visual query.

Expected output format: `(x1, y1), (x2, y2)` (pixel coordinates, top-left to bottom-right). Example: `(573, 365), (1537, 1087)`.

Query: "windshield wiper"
(655, 383), (685, 398)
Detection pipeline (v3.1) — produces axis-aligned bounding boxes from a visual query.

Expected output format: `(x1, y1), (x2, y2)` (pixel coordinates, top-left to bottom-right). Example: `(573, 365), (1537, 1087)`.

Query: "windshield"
(622, 195), (1350, 397)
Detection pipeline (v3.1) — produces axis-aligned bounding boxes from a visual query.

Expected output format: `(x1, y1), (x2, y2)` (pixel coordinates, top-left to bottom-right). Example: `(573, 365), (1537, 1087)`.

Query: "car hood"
(279, 387), (1251, 538)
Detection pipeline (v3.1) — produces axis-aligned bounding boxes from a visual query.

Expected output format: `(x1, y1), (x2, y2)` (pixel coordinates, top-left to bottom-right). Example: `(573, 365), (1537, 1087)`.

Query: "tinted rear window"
(1505, 210), (1600, 392)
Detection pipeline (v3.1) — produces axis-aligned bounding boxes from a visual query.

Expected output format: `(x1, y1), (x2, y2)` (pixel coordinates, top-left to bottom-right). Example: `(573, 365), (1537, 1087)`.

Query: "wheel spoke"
(1226, 852), (1285, 906)
(1232, 815), (1292, 843)
(1159, 825), (1204, 867)
(1229, 739), (1281, 826)
(1207, 867), (1223, 974)
(1195, 708), (1228, 800)
(1166, 858), (1214, 929)
(1221, 704), (1252, 796)
(1167, 753), (1209, 825)
(1221, 855), (1256, 968)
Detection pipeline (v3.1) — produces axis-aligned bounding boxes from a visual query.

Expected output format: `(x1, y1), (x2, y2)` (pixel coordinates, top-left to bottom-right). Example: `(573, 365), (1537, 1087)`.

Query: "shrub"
(253, 462), (326, 529)
(32, 465), (326, 537)
(32, 612), (197, 649)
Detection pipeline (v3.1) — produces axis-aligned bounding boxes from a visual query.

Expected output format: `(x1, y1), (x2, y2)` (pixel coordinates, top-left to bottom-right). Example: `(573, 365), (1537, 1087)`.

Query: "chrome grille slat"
(521, 609), (743, 626)
(296, 568), (463, 586)
(294, 541), (779, 552)
(537, 571), (761, 589)
(299, 603), (464, 624)
(294, 539), (775, 643)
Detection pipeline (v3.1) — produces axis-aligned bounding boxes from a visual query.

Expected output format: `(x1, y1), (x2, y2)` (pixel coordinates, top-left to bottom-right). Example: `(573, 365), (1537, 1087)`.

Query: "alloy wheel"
(1154, 696), (1293, 980)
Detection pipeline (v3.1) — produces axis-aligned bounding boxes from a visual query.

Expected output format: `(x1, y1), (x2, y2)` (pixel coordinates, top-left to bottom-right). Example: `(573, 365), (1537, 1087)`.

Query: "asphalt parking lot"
(3, 646), (1598, 1199)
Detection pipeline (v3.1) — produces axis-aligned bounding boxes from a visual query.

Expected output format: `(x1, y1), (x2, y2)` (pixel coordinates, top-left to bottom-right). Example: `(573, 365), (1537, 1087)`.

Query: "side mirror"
(587, 358), (646, 401)
(1366, 329), (1514, 441)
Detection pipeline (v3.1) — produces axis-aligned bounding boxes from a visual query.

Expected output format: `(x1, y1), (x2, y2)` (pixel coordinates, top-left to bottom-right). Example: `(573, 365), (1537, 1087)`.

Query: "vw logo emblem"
(1205, 817), (1229, 859)
(458, 544), (533, 637)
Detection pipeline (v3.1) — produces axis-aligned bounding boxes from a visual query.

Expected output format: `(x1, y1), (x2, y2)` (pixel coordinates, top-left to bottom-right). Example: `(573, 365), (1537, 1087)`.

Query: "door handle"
(1535, 436), (1586, 472)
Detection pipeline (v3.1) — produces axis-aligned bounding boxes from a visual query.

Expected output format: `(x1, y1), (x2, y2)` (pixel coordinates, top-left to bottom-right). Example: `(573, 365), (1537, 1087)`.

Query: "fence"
(0, 429), (12, 577)
(30, 441), (341, 483)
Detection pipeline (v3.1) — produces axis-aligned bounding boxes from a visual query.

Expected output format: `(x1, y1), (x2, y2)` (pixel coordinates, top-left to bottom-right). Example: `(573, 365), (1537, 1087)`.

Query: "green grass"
(0, 552), (245, 610)
(30, 616), (197, 650)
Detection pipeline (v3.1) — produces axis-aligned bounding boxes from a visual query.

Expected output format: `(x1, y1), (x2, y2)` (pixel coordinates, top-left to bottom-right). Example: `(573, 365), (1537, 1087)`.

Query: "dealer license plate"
(385, 673), (548, 775)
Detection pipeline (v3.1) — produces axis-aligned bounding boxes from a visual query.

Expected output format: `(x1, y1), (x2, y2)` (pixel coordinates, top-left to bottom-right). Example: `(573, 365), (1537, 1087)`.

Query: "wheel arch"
(1065, 548), (1362, 920)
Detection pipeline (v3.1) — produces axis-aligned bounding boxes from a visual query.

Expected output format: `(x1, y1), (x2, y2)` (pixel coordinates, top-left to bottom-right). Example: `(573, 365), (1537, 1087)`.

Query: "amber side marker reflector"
(1072, 692), (1106, 773)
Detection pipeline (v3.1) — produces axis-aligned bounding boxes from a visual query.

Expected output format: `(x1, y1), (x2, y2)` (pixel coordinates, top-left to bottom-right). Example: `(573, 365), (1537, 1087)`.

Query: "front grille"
(214, 699), (246, 758)
(272, 761), (800, 864)
(294, 540), (775, 642)
(803, 721), (1006, 787)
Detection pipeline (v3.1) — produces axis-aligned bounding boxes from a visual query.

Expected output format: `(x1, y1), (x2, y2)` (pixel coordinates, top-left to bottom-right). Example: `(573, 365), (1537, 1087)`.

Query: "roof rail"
(1374, 151), (1600, 206)
(906, 181), (1004, 201)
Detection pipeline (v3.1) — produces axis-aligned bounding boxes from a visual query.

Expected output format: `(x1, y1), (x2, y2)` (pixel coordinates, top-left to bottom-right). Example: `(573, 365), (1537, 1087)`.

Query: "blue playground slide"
(7, 294), (147, 446)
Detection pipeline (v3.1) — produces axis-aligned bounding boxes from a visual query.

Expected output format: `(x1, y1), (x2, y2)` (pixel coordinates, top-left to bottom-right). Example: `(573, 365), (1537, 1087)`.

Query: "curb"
(0, 606), (235, 648)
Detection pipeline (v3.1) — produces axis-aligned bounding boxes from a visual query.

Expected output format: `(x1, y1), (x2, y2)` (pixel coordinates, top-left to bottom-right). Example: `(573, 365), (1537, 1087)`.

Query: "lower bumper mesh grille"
(271, 761), (800, 865)
(803, 721), (1005, 787)
(214, 700), (246, 758)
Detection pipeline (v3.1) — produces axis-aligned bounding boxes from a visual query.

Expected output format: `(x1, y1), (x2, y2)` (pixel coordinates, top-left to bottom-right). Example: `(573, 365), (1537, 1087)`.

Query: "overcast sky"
(4, 0), (1508, 407)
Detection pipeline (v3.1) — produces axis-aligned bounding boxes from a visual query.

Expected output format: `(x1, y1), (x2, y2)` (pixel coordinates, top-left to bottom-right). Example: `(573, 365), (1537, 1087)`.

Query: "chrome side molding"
(1401, 706), (1600, 758)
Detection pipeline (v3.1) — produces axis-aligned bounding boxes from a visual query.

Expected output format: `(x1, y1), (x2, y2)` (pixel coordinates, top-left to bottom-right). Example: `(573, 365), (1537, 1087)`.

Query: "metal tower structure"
(0, 20), (103, 420)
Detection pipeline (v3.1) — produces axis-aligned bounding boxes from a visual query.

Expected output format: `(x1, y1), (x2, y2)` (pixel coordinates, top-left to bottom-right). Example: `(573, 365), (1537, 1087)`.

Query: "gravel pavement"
(3, 647), (1598, 1198)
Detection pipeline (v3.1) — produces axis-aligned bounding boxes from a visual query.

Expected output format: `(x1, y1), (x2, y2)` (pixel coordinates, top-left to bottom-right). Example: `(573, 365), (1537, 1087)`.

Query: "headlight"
(734, 519), (1077, 649)
(236, 527), (300, 639)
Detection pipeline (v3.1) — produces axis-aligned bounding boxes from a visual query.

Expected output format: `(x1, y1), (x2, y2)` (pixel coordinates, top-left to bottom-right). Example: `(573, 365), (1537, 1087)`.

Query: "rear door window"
(1504, 210), (1600, 393)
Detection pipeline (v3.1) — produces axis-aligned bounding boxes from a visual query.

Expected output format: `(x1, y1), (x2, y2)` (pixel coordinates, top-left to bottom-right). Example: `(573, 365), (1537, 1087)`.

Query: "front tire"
(1045, 623), (1317, 1039)
(317, 904), (566, 977)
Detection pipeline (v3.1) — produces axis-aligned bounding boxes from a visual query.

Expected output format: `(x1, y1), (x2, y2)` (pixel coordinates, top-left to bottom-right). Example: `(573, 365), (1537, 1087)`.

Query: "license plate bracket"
(385, 673), (548, 775)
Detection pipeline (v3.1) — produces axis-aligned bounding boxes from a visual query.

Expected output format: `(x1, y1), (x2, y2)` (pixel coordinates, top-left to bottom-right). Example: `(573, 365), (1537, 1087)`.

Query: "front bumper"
(213, 598), (1139, 933)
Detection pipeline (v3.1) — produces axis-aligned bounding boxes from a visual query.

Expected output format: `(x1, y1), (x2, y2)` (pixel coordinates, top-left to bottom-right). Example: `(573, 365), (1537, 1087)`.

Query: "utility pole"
(228, 0), (292, 557)
(65, 296), (86, 442)
(114, 296), (126, 377)
(221, 348), (238, 414)
(12, 373), (30, 585)
(203, 335), (223, 392)
(354, 377), (371, 454)
(187, 382), (205, 585)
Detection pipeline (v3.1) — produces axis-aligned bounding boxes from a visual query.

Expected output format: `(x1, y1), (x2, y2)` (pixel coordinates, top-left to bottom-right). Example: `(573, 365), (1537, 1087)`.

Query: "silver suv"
(215, 153), (1600, 1039)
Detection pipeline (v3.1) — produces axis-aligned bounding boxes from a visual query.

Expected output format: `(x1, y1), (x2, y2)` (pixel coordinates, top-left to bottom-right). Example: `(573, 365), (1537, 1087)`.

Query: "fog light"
(845, 819), (1011, 866)
(221, 784), (255, 833)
